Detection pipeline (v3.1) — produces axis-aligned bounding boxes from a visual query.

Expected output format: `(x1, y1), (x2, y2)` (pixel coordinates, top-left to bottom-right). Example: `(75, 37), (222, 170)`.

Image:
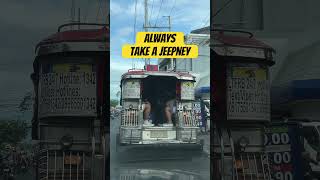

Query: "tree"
(0, 119), (28, 150)
(110, 99), (119, 107)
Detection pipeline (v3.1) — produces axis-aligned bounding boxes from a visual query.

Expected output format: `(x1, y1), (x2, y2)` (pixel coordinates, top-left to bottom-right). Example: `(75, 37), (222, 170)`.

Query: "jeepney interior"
(142, 76), (177, 126)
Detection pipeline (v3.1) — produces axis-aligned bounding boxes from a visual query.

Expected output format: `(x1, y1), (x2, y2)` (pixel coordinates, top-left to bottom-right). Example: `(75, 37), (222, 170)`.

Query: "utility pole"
(70, 0), (76, 30)
(144, 0), (148, 32)
(163, 16), (176, 71)
(144, 0), (149, 66)
(78, 8), (81, 29)
(143, 1), (172, 68)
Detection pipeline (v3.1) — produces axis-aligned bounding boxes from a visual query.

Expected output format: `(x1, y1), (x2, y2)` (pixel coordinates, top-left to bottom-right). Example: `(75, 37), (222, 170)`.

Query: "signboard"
(181, 81), (195, 100)
(38, 63), (97, 117)
(193, 101), (202, 127)
(122, 80), (140, 99)
(265, 123), (304, 180)
(227, 63), (270, 121)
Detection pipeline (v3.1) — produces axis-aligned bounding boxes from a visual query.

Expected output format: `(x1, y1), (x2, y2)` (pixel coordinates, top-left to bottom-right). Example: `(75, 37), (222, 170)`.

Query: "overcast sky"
(0, 0), (109, 120)
(110, 0), (210, 100)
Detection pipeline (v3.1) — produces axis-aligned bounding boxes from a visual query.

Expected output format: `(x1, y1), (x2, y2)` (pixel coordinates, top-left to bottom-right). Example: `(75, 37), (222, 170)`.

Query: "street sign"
(265, 123), (304, 180)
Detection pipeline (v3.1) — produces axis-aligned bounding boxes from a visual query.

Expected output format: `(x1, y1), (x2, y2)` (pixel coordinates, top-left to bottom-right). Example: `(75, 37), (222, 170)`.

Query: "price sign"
(265, 123), (303, 180)
(193, 101), (202, 126)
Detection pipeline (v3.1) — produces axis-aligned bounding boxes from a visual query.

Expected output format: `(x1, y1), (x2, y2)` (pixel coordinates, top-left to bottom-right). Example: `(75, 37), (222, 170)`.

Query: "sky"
(0, 0), (108, 120)
(110, 0), (210, 100)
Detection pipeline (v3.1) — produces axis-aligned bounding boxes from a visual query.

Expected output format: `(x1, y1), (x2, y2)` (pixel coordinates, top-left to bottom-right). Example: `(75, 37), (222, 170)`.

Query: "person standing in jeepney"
(164, 97), (175, 125)
(143, 98), (152, 125)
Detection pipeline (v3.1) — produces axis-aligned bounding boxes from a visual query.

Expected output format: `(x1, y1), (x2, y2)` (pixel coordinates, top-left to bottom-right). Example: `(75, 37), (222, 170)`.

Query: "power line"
(83, 0), (90, 23)
(213, 0), (233, 19)
(149, 0), (155, 23)
(154, 0), (164, 26)
(168, 0), (176, 17)
(96, 0), (103, 22)
(199, 14), (210, 29)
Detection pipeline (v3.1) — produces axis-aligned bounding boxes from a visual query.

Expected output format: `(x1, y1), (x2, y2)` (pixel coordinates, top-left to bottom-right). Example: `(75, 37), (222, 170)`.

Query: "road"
(110, 114), (210, 180)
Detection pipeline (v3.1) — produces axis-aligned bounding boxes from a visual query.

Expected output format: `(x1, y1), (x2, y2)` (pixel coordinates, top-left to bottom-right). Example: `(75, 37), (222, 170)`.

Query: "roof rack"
(212, 29), (253, 38)
(128, 69), (144, 72)
(58, 23), (108, 32)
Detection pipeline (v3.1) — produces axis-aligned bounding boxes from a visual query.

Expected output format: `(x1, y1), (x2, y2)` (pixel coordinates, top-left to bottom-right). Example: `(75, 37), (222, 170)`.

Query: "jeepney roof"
(121, 69), (195, 81)
(35, 23), (109, 55)
(212, 29), (275, 62)
(213, 32), (273, 50)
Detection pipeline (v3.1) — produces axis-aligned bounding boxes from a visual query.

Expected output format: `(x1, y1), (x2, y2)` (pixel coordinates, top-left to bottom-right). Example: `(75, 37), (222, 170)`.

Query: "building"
(158, 27), (210, 97)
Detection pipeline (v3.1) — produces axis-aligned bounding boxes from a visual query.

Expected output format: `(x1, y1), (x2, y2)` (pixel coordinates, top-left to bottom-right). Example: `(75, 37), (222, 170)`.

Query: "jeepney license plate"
(150, 131), (168, 138)
(64, 156), (81, 165)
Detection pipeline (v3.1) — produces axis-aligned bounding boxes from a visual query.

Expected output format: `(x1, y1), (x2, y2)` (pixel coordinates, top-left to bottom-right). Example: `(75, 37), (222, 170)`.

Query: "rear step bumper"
(119, 142), (203, 150)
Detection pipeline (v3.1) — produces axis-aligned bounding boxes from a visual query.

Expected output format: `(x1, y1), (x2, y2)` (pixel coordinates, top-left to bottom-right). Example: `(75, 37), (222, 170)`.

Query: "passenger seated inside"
(143, 92), (176, 126)
(142, 76), (176, 126)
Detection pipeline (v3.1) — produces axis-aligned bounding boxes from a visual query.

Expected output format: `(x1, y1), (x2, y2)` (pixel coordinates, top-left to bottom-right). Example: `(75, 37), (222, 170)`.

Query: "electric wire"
(96, 0), (103, 22)
(149, 0), (155, 24)
(168, 0), (176, 17)
(83, 0), (90, 23)
(213, 0), (233, 19)
(154, 0), (164, 26)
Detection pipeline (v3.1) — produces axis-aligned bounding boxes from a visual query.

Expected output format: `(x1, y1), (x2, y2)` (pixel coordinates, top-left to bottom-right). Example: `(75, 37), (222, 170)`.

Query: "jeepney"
(212, 29), (275, 180)
(31, 23), (109, 180)
(116, 67), (202, 149)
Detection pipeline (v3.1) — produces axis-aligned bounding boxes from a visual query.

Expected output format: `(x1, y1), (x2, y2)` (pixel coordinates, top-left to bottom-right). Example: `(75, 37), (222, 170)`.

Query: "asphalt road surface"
(110, 114), (210, 180)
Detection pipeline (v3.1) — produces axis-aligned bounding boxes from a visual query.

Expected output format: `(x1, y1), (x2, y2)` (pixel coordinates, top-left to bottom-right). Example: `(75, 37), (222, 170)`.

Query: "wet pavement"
(110, 115), (210, 180)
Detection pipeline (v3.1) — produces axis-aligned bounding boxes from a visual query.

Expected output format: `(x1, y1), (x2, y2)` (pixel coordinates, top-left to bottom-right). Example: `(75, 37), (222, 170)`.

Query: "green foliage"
(19, 92), (33, 112)
(110, 99), (119, 107)
(0, 120), (28, 150)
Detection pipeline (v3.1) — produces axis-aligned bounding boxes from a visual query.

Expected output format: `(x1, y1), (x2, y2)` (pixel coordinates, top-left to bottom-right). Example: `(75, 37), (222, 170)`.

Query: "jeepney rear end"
(117, 69), (202, 149)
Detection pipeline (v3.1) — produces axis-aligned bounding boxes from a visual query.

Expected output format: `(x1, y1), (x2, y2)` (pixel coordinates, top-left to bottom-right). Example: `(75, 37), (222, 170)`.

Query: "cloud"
(117, 26), (134, 38)
(110, 1), (126, 15)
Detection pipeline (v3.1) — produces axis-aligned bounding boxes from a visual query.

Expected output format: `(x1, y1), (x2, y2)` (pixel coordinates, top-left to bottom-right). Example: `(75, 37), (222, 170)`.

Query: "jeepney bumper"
(118, 127), (201, 149)
(119, 141), (203, 150)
